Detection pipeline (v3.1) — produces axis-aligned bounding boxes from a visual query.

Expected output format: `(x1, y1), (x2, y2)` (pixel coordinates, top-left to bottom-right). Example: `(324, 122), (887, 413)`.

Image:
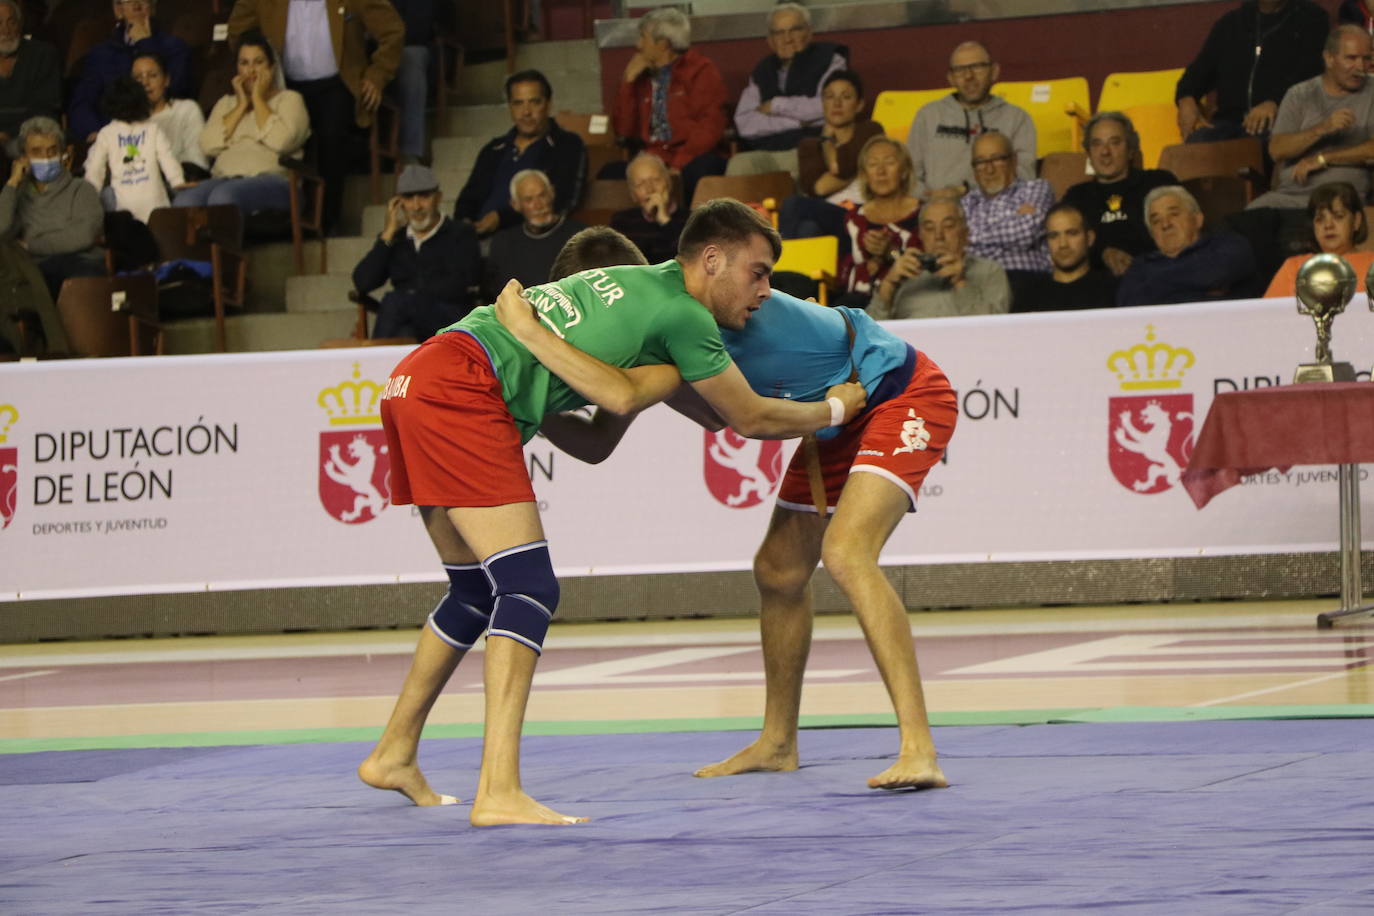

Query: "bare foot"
(867, 755), (948, 791)
(358, 753), (459, 807)
(470, 790), (587, 826)
(693, 738), (798, 778)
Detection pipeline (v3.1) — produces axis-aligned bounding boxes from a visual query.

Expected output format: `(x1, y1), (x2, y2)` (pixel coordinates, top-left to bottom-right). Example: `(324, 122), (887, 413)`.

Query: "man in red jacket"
(610, 7), (728, 206)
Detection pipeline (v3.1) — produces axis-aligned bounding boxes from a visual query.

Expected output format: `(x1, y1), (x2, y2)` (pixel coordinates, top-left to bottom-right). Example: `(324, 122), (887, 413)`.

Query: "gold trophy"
(1294, 254), (1357, 383)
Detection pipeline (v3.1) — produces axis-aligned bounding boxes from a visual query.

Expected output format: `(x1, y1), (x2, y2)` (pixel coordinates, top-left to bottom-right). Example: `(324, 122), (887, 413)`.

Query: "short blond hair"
(857, 136), (913, 201)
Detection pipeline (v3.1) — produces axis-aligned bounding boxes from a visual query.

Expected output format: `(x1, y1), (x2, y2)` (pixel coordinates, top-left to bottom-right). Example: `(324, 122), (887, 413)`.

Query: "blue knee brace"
(427, 563), (495, 650)
(483, 541), (560, 655)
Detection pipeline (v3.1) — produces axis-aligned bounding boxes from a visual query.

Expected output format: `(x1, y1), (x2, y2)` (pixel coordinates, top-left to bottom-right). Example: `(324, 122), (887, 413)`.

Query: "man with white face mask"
(0, 116), (106, 300)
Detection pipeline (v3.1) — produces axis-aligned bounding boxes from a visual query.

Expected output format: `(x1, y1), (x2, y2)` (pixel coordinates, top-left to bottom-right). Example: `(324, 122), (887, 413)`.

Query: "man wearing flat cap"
(351, 163), (481, 340)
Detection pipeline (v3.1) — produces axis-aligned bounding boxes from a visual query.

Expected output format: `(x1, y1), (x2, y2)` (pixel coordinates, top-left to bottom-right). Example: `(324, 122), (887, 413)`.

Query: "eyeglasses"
(949, 62), (992, 77)
(971, 154), (1012, 168)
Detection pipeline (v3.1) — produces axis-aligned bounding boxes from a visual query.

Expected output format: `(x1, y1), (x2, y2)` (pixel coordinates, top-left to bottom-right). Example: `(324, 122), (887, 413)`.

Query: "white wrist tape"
(827, 396), (845, 427)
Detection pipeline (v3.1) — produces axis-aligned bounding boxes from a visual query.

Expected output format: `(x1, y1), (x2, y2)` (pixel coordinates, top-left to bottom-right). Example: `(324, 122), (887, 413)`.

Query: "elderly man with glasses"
(905, 40), (1035, 199)
(725, 2), (848, 179)
(960, 131), (1052, 306)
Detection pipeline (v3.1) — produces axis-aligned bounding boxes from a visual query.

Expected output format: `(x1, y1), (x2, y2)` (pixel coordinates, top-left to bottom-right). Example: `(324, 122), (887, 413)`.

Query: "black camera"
(917, 252), (941, 272)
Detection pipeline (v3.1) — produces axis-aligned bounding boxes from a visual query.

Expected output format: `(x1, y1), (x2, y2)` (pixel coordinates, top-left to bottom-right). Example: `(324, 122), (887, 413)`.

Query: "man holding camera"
(867, 197), (1010, 319)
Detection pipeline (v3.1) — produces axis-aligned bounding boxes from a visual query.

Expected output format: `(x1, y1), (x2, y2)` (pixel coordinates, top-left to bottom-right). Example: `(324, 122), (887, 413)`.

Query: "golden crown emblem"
(318, 363), (383, 425)
(0, 403), (17, 444)
(1106, 325), (1194, 391)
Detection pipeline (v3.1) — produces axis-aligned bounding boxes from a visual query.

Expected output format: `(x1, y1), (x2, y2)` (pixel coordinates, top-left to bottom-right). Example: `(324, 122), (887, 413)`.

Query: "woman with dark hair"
(779, 69), (883, 242)
(82, 75), (183, 222)
(174, 30), (309, 215)
(1265, 181), (1374, 296)
(131, 50), (206, 175)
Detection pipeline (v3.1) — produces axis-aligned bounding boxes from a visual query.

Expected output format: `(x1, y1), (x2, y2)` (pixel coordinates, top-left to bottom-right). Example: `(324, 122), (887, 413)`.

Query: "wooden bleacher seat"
(1158, 137), (1265, 200)
(55, 274), (162, 358)
(1039, 151), (1091, 200)
(690, 172), (796, 210)
(570, 178), (636, 227)
(147, 206), (247, 354)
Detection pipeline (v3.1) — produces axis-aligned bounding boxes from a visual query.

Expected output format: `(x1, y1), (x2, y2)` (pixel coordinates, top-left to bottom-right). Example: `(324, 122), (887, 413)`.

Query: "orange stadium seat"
(1097, 68), (1185, 112)
(1122, 103), (1183, 170)
(871, 88), (951, 141)
(991, 77), (1090, 158)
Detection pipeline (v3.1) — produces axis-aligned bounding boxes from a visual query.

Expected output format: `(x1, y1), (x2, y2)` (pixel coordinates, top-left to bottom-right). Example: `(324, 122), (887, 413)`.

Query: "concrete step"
(163, 308), (360, 354)
(454, 41), (601, 106)
(286, 273), (359, 313)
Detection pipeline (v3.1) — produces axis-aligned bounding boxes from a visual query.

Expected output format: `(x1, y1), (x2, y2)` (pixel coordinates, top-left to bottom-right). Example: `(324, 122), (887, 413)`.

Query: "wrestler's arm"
(537, 408), (636, 465)
(495, 279), (682, 414)
(665, 383), (726, 432)
(690, 363), (865, 440)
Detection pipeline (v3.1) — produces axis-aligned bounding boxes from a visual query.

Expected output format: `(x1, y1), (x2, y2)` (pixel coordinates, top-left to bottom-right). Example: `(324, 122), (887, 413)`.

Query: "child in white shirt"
(83, 76), (185, 224)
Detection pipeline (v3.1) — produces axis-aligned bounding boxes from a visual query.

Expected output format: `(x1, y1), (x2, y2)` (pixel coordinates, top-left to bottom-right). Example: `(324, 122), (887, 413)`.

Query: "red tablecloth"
(1182, 382), (1374, 509)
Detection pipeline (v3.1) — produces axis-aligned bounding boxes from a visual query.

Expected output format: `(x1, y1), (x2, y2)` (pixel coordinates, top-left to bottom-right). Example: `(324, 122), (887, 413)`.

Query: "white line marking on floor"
(1192, 671), (1359, 707)
(0, 670), (57, 683)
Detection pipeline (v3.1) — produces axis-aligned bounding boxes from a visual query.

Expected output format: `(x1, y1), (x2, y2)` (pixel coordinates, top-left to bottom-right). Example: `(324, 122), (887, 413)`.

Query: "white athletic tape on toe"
(440, 795), (459, 805)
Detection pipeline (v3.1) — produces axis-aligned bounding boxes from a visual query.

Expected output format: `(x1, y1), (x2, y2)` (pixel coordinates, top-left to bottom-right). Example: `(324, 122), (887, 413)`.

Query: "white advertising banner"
(1, 297), (1371, 601)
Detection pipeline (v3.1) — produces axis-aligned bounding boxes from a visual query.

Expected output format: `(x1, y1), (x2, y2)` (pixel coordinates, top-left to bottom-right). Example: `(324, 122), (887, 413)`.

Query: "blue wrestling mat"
(3, 721), (1372, 914)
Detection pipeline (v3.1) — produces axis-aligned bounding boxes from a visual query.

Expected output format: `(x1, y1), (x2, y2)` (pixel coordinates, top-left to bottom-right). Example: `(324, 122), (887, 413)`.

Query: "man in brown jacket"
(228, 0), (404, 231)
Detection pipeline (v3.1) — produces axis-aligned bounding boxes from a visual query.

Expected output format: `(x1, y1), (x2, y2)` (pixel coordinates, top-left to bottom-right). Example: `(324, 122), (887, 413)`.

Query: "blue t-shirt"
(720, 292), (910, 438)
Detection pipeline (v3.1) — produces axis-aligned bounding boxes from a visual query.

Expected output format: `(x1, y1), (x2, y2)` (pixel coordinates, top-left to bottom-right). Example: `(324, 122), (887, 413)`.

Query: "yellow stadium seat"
(1097, 68), (1185, 113)
(991, 77), (1091, 157)
(871, 88), (952, 141)
(774, 236), (839, 305)
(1122, 103), (1183, 170)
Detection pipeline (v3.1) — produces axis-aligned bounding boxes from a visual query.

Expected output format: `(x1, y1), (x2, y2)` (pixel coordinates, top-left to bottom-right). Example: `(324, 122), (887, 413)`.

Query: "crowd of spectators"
(6, 0), (1374, 358)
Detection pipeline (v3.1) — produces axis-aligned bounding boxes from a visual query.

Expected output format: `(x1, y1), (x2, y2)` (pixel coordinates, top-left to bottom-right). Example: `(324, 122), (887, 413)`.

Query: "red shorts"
(777, 351), (956, 515)
(380, 332), (536, 508)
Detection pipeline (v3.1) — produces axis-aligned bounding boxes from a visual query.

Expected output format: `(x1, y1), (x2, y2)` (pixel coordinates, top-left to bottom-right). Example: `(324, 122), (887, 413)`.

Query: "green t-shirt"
(446, 260), (732, 442)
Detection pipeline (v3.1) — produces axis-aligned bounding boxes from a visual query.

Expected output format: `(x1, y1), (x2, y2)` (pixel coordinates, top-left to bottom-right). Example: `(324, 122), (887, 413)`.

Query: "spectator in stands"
(352, 163), (479, 339)
(726, 3), (847, 178)
(83, 75), (184, 222)
(452, 70), (586, 237)
(869, 197), (1009, 319)
(835, 135), (920, 308)
(1117, 185), (1255, 306)
(1175, 0), (1328, 143)
(905, 40), (1034, 199)
(1251, 25), (1374, 210)
(1265, 181), (1374, 295)
(68, 0), (191, 144)
(132, 50), (208, 176)
(1015, 202), (1119, 312)
(1339, 1), (1374, 35)
(778, 69), (882, 242)
(228, 0), (405, 234)
(483, 168), (585, 302)
(0, 116), (106, 298)
(961, 131), (1051, 303)
(609, 152), (686, 264)
(175, 31), (309, 216)
(1062, 112), (1179, 278)
(610, 7), (728, 206)
(388, 0), (436, 163)
(0, 0), (60, 155)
